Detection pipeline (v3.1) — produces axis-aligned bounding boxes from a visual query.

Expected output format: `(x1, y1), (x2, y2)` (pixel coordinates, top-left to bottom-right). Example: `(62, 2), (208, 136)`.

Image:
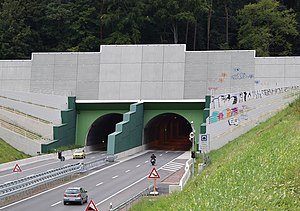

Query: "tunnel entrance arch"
(86, 113), (123, 151)
(144, 113), (192, 151)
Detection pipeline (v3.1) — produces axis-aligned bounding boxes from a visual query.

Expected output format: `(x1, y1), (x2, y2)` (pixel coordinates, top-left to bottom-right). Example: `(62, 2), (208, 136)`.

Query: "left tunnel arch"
(86, 113), (123, 151)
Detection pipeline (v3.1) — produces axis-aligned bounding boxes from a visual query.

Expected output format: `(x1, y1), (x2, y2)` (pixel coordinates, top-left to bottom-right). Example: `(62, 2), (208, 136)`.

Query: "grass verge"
(0, 138), (31, 163)
(131, 97), (300, 210)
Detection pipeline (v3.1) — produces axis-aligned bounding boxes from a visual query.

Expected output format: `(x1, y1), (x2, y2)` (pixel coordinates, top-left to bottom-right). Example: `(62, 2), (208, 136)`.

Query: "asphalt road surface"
(0, 150), (185, 211)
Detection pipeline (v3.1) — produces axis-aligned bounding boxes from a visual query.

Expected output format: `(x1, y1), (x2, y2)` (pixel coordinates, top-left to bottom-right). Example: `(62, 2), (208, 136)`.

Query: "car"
(73, 149), (86, 159)
(63, 187), (88, 205)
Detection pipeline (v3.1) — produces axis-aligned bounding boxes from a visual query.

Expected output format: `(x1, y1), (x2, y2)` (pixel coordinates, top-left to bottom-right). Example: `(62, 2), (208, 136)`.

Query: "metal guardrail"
(0, 157), (108, 200)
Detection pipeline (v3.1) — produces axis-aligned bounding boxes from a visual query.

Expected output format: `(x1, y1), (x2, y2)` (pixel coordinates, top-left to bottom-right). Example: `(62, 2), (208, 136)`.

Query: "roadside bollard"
(109, 202), (113, 210)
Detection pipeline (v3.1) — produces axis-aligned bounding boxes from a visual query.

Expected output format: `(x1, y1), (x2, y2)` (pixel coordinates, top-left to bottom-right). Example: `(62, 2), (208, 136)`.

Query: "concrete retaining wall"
(206, 87), (299, 151)
(0, 127), (42, 156)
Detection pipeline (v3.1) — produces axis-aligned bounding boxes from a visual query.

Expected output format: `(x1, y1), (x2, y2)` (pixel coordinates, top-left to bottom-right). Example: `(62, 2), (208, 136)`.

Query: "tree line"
(0, 0), (299, 59)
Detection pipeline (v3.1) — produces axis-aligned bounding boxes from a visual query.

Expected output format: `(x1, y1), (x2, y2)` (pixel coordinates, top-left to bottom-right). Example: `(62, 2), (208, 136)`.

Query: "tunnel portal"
(86, 113), (123, 151)
(144, 113), (192, 151)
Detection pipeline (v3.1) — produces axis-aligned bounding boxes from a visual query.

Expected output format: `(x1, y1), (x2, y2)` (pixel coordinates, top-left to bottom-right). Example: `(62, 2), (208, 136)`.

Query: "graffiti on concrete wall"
(210, 86), (299, 110)
(231, 67), (254, 80)
(208, 86), (299, 125)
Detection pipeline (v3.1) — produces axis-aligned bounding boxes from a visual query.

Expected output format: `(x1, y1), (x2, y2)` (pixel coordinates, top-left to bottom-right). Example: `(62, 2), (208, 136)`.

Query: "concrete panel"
(1, 80), (30, 92)
(99, 82), (120, 99)
(31, 65), (54, 80)
(0, 109), (53, 139)
(162, 82), (184, 99)
(120, 82), (141, 100)
(54, 80), (76, 94)
(30, 80), (54, 93)
(100, 45), (122, 64)
(78, 53), (100, 65)
(142, 45), (164, 63)
(255, 64), (284, 77)
(164, 45), (185, 63)
(141, 82), (162, 99)
(54, 65), (77, 81)
(54, 53), (78, 65)
(77, 64), (100, 81)
(185, 63), (208, 81)
(76, 81), (99, 100)
(1, 66), (31, 80)
(207, 52), (231, 64)
(185, 52), (208, 64)
(285, 65), (300, 77)
(255, 57), (285, 65)
(32, 54), (55, 65)
(141, 63), (163, 81)
(100, 64), (121, 81)
(121, 46), (143, 63)
(120, 64), (141, 82)
(0, 127), (42, 155)
(184, 80), (207, 99)
(163, 63), (185, 81)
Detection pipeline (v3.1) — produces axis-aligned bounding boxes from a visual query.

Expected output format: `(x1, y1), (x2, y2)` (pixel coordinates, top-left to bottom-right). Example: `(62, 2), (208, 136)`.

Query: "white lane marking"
(159, 154), (163, 156)
(136, 164), (140, 167)
(96, 182), (103, 186)
(125, 170), (130, 173)
(145, 160), (149, 163)
(112, 175), (119, 179)
(91, 156), (95, 159)
(0, 152), (143, 210)
(96, 175), (147, 206)
(51, 201), (61, 207)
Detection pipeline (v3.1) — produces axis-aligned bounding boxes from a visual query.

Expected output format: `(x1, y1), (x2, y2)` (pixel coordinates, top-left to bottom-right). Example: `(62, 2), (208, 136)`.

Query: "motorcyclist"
(150, 153), (156, 165)
(150, 153), (156, 160)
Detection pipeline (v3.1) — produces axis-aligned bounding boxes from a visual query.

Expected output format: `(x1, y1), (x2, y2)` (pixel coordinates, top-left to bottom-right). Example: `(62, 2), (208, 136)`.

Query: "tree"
(0, 0), (33, 59)
(237, 0), (298, 56)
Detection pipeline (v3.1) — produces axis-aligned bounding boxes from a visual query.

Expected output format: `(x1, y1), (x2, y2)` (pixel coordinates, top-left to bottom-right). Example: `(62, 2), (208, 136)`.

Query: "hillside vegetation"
(0, 138), (31, 163)
(131, 97), (300, 210)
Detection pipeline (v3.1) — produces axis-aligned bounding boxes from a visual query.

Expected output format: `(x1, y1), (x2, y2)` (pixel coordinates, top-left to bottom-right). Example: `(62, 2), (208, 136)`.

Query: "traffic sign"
(200, 134), (207, 142)
(148, 167), (160, 179)
(13, 164), (22, 172)
(200, 134), (210, 152)
(85, 199), (98, 211)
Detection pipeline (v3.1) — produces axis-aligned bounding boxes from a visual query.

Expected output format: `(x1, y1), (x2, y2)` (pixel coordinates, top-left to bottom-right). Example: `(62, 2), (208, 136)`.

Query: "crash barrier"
(111, 186), (151, 211)
(0, 158), (107, 200)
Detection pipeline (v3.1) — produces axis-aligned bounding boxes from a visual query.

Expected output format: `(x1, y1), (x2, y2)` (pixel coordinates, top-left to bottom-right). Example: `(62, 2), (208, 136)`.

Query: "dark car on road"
(63, 187), (88, 205)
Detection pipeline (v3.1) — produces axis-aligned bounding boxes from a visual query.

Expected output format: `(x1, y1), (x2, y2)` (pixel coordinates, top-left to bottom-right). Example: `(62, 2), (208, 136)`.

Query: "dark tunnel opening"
(144, 113), (192, 151)
(86, 113), (123, 151)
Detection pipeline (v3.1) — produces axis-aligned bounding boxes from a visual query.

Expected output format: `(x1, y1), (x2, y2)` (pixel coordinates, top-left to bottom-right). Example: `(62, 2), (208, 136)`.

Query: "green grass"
(0, 138), (31, 163)
(131, 97), (300, 211)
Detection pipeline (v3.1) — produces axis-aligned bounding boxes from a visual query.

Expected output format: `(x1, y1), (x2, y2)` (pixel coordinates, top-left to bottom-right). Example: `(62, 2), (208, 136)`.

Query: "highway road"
(0, 150), (186, 211)
(0, 151), (107, 184)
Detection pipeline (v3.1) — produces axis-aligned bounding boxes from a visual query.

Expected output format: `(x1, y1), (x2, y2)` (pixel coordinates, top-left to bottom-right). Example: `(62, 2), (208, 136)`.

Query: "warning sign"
(148, 167), (160, 179)
(85, 199), (98, 211)
(13, 164), (22, 172)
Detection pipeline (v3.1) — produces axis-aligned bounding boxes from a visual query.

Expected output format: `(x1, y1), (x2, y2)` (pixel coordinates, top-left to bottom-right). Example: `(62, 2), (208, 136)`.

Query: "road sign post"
(148, 167), (160, 195)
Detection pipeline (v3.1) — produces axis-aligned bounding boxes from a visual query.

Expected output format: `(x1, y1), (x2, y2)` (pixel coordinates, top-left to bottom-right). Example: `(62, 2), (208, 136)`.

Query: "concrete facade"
(1, 44), (297, 101)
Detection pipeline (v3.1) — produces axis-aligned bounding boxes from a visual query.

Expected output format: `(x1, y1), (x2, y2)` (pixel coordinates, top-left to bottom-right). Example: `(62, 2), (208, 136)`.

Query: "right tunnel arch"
(144, 113), (193, 151)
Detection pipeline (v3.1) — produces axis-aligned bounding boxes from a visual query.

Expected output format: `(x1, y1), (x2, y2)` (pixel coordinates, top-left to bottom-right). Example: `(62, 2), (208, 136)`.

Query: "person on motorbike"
(150, 153), (156, 165)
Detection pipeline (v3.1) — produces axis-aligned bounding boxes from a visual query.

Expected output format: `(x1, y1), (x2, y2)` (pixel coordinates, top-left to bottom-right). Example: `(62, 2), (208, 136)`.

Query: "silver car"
(63, 187), (88, 205)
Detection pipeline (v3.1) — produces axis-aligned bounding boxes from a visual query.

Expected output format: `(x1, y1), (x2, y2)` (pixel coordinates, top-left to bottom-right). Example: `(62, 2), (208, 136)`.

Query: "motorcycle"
(150, 158), (156, 166)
